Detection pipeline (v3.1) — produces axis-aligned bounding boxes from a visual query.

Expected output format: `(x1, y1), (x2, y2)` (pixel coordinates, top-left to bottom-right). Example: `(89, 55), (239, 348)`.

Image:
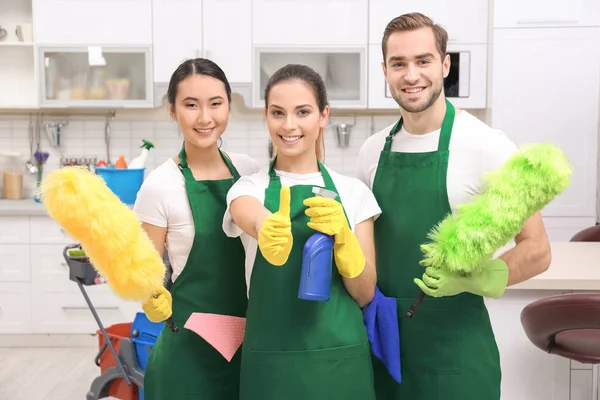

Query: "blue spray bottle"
(298, 187), (338, 302)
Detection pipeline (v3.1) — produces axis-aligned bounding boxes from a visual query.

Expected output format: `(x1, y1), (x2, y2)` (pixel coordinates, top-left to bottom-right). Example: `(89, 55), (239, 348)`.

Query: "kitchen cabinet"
(33, 0), (153, 45)
(151, 0), (203, 84)
(0, 282), (32, 334)
(38, 45), (154, 108)
(252, 0), (368, 46)
(203, 0), (252, 84)
(0, 0), (37, 108)
(252, 47), (367, 109)
(493, 0), (600, 29)
(0, 215), (141, 334)
(369, 0), (488, 45)
(490, 28), (599, 218)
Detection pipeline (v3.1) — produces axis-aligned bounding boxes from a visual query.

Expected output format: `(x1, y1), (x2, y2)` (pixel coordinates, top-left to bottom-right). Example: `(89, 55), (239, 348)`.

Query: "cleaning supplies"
(128, 139), (154, 169)
(298, 187), (337, 302)
(115, 156), (127, 169)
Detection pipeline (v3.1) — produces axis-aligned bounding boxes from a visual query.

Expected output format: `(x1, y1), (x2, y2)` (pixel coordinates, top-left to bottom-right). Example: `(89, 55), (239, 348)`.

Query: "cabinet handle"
(62, 306), (119, 311)
(517, 19), (579, 24)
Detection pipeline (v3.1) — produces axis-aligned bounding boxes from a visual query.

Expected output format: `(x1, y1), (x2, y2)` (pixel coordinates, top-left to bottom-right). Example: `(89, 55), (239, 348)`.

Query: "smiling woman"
(222, 64), (381, 399)
(132, 58), (260, 400)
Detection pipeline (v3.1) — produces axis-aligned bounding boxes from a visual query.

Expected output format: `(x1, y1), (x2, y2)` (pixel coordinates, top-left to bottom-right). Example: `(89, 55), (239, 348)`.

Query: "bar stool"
(521, 293), (600, 399)
(521, 225), (600, 399)
(571, 225), (600, 242)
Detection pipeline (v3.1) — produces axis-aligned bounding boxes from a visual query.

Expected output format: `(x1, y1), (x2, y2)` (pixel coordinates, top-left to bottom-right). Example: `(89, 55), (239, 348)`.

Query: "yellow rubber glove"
(258, 186), (293, 266)
(142, 286), (173, 323)
(303, 196), (365, 278)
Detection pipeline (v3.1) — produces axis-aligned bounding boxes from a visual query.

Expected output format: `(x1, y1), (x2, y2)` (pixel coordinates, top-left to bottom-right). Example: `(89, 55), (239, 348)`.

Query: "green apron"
(371, 99), (501, 399)
(144, 147), (248, 399)
(239, 160), (376, 400)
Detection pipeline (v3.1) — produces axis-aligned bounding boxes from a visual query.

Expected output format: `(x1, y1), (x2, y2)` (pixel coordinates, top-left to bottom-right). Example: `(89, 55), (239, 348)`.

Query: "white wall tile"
(0, 103), (500, 198)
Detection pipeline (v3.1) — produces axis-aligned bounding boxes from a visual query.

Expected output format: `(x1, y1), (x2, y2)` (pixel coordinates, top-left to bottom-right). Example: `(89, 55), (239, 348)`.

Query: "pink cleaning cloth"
(184, 313), (246, 362)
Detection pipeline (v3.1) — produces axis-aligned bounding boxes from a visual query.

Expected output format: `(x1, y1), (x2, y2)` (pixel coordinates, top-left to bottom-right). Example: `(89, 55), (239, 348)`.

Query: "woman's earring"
(218, 137), (223, 148)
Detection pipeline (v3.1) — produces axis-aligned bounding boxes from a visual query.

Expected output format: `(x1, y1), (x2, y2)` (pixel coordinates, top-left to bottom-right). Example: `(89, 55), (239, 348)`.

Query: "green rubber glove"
(414, 259), (509, 299)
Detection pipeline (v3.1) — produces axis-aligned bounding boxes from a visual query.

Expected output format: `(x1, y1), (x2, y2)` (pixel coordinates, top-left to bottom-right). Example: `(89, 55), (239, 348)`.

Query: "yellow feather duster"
(40, 166), (165, 302)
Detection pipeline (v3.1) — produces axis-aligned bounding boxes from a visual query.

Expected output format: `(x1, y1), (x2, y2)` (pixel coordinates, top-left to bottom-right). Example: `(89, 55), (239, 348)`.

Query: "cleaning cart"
(63, 243), (162, 400)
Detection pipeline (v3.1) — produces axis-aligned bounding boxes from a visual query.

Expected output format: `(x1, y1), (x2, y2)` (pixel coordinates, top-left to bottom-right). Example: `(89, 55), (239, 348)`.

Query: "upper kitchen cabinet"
(491, 27), (599, 219)
(252, 47), (367, 109)
(0, 0), (37, 108)
(202, 0), (252, 84)
(38, 46), (154, 108)
(33, 0), (153, 45)
(252, 0), (369, 46)
(151, 0), (203, 84)
(369, 0), (488, 44)
(494, 0), (600, 29)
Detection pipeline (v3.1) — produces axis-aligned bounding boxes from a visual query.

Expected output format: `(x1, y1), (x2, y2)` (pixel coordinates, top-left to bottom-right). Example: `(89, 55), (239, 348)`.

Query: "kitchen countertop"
(0, 199), (49, 216)
(509, 242), (600, 291)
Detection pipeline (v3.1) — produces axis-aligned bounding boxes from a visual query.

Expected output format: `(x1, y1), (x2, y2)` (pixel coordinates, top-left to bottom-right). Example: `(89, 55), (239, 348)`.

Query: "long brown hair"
(264, 64), (328, 162)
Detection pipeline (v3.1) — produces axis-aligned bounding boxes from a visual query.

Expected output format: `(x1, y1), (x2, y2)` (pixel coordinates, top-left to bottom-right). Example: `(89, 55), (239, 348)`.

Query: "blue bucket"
(95, 167), (145, 205)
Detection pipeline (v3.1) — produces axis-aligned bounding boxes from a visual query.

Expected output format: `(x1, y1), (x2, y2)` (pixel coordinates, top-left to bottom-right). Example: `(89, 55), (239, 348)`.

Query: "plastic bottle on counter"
(128, 139), (155, 169)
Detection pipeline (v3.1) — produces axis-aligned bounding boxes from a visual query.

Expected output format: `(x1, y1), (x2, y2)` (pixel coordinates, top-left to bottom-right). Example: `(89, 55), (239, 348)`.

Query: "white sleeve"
(356, 141), (372, 188)
(133, 178), (169, 228)
(483, 131), (518, 174)
(222, 175), (263, 238)
(353, 179), (382, 228)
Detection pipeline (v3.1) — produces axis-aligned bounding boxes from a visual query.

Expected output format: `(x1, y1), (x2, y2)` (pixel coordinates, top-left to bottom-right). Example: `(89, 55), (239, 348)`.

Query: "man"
(357, 12), (552, 400)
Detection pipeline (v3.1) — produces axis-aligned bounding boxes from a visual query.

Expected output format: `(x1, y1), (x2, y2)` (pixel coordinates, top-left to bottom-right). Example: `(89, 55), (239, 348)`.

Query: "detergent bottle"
(128, 139), (155, 169)
(298, 187), (337, 302)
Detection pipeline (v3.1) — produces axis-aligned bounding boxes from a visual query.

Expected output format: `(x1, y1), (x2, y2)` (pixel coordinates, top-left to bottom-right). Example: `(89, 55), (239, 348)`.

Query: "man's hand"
(414, 259), (509, 299)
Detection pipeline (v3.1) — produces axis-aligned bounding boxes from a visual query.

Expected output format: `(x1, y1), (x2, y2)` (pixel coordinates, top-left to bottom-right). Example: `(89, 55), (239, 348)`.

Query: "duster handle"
(405, 291), (425, 319)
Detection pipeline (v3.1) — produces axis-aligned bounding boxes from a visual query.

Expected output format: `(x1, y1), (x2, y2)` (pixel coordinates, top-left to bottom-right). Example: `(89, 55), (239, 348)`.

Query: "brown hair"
(264, 64), (327, 161)
(381, 12), (448, 65)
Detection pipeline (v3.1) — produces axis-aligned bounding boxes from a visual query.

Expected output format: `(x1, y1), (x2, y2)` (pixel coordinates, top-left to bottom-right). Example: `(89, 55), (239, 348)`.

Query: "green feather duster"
(419, 143), (573, 275)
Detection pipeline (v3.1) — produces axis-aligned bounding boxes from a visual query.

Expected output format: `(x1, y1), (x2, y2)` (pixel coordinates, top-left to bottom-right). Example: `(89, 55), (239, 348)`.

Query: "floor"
(0, 347), (122, 400)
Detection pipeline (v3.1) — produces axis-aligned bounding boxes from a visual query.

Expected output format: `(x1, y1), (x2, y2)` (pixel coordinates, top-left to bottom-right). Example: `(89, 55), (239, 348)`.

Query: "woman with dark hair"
(134, 58), (259, 399)
(223, 64), (379, 399)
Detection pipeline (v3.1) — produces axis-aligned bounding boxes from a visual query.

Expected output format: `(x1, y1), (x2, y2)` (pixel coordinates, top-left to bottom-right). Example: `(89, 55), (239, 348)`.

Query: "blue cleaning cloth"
(362, 286), (401, 383)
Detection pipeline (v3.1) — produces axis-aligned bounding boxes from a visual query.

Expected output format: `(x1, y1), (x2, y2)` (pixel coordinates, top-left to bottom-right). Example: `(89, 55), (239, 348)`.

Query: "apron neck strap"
(265, 156), (337, 211)
(383, 98), (456, 151)
(177, 143), (241, 181)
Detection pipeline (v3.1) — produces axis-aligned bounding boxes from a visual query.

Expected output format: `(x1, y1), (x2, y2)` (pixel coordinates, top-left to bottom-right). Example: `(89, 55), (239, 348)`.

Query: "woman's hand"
(304, 196), (365, 278)
(257, 186), (293, 266)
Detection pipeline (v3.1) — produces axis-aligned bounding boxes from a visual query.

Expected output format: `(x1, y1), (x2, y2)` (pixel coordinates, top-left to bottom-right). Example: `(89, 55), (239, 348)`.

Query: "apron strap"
(437, 99), (455, 151)
(383, 98), (456, 152)
(265, 157), (349, 225)
(177, 144), (241, 181)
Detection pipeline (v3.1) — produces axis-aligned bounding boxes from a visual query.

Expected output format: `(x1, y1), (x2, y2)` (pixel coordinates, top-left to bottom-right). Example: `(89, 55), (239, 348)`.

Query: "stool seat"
(521, 293), (600, 364)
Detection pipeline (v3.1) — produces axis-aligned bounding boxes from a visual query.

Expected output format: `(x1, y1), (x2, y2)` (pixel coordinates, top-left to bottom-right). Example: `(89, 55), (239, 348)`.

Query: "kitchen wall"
(0, 95), (488, 198)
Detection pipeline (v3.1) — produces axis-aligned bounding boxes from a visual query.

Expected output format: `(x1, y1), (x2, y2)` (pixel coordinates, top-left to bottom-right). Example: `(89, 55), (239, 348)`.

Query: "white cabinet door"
(203, 0), (252, 83)
(486, 290), (571, 400)
(494, 0), (600, 29)
(491, 28), (599, 218)
(0, 216), (29, 244)
(369, 0), (488, 45)
(253, 0), (368, 46)
(34, 0), (153, 45)
(0, 244), (31, 282)
(0, 282), (32, 334)
(152, 0), (203, 83)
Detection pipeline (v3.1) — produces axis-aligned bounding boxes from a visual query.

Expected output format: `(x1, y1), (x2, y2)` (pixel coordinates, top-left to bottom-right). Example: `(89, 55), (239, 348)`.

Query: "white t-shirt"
(357, 110), (519, 255)
(133, 153), (261, 282)
(222, 167), (382, 294)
